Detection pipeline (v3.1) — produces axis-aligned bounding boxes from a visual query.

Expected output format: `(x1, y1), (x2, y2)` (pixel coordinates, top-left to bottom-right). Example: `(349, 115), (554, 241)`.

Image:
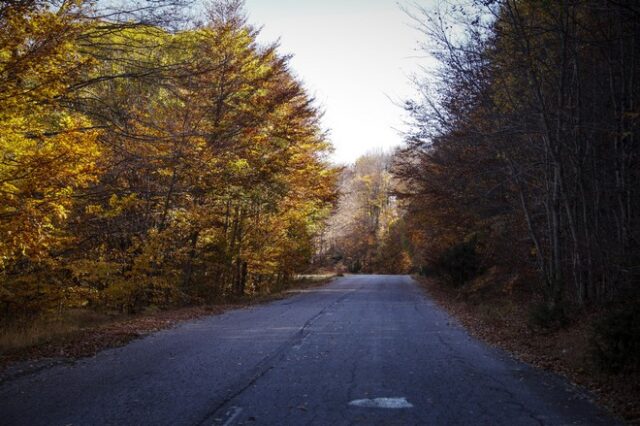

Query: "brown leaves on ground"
(418, 277), (640, 425)
(0, 276), (335, 378)
(0, 305), (229, 374)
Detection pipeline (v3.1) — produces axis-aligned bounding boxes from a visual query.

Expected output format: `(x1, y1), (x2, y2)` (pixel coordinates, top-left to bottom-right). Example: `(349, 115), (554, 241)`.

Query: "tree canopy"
(0, 0), (337, 318)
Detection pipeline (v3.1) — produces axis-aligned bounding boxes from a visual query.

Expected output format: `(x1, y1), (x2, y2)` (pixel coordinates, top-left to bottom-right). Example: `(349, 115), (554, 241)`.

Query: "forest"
(1, 0), (639, 420)
(2, 0), (639, 397)
(396, 0), (639, 309)
(318, 1), (640, 399)
(318, 152), (411, 275)
(391, 0), (640, 392)
(0, 0), (336, 321)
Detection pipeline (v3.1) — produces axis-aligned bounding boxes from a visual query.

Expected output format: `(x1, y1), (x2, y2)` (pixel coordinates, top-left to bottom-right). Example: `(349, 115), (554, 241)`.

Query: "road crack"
(196, 287), (357, 425)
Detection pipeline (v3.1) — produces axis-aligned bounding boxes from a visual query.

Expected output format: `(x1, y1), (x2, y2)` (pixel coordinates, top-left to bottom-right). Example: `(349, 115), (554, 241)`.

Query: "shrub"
(434, 239), (481, 287)
(591, 304), (640, 372)
(528, 302), (568, 329)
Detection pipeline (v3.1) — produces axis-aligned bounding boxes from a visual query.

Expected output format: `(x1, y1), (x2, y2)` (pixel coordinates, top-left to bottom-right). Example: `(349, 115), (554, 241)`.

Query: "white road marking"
(348, 397), (414, 409)
(221, 406), (243, 426)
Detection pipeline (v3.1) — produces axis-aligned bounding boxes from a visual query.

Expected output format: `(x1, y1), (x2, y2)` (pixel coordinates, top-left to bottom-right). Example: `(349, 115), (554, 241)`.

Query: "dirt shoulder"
(0, 275), (335, 380)
(417, 276), (639, 425)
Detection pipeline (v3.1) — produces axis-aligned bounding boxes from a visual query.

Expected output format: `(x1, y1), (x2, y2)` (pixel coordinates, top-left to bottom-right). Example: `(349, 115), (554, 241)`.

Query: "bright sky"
(243, 0), (429, 165)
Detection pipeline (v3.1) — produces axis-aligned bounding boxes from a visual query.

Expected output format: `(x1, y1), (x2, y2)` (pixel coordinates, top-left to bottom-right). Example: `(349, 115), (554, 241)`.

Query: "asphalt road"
(0, 275), (617, 425)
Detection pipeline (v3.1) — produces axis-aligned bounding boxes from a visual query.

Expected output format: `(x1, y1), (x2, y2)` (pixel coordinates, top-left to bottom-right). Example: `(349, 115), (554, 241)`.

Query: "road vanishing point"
(0, 275), (617, 425)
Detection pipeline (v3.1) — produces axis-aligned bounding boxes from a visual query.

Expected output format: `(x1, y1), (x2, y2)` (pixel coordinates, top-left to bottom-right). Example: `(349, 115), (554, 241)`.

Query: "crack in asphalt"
(431, 327), (549, 426)
(196, 285), (360, 425)
(0, 275), (618, 426)
(483, 385), (545, 426)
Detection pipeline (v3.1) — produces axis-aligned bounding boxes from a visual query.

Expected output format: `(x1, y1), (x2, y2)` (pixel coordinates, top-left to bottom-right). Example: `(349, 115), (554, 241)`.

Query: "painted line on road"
(219, 406), (243, 426)
(349, 397), (414, 409)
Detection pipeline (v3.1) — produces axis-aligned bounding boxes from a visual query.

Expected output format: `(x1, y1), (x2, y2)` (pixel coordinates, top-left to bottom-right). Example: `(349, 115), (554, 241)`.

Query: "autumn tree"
(322, 152), (410, 274)
(0, 0), (337, 319)
(397, 0), (639, 311)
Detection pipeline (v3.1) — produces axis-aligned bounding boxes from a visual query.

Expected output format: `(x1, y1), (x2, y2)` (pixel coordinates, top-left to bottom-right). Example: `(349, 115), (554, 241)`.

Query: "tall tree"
(397, 0), (639, 307)
(0, 0), (337, 318)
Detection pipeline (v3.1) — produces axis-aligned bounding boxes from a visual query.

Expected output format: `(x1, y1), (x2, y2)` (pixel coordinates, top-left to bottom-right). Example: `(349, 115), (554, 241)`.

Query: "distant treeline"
(318, 152), (411, 274)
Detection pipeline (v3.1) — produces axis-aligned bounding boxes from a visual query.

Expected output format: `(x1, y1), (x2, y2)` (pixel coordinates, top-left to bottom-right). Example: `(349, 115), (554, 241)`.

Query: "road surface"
(0, 275), (616, 425)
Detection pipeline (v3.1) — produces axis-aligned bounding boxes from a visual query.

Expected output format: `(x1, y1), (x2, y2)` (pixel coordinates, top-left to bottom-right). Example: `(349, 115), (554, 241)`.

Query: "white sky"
(243, 0), (430, 165)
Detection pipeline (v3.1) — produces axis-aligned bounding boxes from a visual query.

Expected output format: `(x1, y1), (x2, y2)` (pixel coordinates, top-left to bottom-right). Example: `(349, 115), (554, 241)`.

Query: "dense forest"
(317, 0), (639, 384)
(0, 0), (336, 321)
(394, 0), (639, 374)
(2, 0), (639, 380)
(1, 0), (638, 421)
(317, 152), (411, 275)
